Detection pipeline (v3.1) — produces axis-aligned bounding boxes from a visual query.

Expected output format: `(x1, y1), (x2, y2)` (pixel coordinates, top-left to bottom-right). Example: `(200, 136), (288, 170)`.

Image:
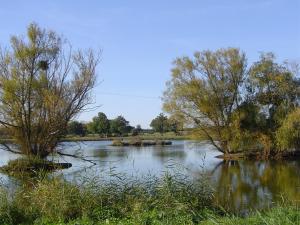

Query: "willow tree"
(248, 53), (300, 137)
(163, 48), (247, 154)
(0, 24), (99, 158)
(276, 107), (300, 152)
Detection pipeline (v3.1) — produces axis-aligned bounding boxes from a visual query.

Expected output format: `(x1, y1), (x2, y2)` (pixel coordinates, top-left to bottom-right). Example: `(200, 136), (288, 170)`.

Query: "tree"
(109, 116), (132, 136)
(167, 115), (184, 134)
(239, 54), (300, 155)
(228, 101), (270, 155)
(0, 23), (99, 158)
(150, 113), (169, 134)
(67, 121), (86, 137)
(248, 53), (300, 134)
(132, 124), (142, 136)
(87, 112), (110, 137)
(276, 107), (300, 152)
(163, 48), (247, 154)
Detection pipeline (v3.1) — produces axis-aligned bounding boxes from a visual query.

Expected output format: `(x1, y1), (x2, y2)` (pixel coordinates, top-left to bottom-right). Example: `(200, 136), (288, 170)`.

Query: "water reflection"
(211, 160), (300, 213)
(93, 149), (128, 159)
(152, 148), (186, 161)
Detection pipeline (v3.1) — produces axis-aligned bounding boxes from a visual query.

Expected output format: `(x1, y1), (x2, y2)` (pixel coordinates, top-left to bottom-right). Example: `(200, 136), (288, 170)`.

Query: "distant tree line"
(67, 113), (141, 137)
(68, 114), (130, 137)
(150, 113), (183, 134)
(67, 112), (184, 137)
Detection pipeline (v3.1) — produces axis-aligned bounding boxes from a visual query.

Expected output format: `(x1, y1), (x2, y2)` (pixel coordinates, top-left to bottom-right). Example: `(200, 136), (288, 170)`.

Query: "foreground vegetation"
(0, 172), (298, 225)
(0, 158), (72, 175)
(0, 172), (215, 225)
(202, 206), (300, 225)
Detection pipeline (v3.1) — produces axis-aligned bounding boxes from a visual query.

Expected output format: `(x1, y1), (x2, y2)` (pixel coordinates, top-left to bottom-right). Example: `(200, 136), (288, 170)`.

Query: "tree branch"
(56, 151), (97, 165)
(0, 142), (23, 154)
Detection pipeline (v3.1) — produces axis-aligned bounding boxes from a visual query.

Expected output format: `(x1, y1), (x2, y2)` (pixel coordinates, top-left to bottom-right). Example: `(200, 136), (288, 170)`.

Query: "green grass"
(0, 172), (214, 225)
(202, 206), (300, 225)
(0, 158), (72, 182)
(0, 132), (191, 143)
(0, 171), (299, 225)
(111, 138), (172, 146)
(61, 132), (189, 142)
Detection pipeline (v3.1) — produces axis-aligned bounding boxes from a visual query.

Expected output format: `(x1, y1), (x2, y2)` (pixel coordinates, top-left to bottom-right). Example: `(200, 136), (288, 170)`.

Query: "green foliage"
(85, 113), (135, 137)
(150, 113), (169, 134)
(109, 116), (133, 136)
(248, 53), (299, 132)
(228, 101), (268, 152)
(87, 112), (110, 136)
(248, 53), (298, 108)
(163, 48), (300, 155)
(132, 124), (142, 136)
(0, 175), (299, 224)
(234, 101), (266, 132)
(111, 139), (123, 146)
(163, 48), (247, 153)
(150, 113), (183, 135)
(276, 108), (300, 151)
(168, 115), (184, 134)
(202, 206), (300, 225)
(0, 172), (213, 224)
(67, 121), (87, 137)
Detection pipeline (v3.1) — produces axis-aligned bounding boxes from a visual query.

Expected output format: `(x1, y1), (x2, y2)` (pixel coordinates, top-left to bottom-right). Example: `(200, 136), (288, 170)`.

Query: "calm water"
(1, 140), (300, 213)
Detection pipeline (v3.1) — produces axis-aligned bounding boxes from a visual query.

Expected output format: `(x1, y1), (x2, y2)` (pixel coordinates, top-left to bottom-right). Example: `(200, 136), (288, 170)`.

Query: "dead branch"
(56, 151), (97, 165)
(0, 142), (23, 154)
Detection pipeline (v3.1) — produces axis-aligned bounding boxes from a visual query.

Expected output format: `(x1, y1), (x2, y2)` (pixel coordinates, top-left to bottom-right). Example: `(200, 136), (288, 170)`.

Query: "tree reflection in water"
(211, 160), (300, 214)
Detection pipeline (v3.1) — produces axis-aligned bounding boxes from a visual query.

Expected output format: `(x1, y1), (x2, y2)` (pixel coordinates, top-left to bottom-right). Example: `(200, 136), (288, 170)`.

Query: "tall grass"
(0, 171), (215, 225)
(0, 168), (299, 224)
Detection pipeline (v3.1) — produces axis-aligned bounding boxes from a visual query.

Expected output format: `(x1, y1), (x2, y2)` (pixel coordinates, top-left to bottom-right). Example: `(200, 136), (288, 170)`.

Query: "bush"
(111, 139), (123, 146)
(276, 108), (300, 152)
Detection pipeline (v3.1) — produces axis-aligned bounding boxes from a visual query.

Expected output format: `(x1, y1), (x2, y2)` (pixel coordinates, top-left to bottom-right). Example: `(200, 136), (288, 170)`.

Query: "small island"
(112, 139), (172, 146)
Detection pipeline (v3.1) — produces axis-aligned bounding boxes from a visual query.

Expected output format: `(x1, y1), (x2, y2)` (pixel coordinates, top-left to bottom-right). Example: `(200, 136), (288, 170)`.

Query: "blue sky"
(0, 0), (299, 128)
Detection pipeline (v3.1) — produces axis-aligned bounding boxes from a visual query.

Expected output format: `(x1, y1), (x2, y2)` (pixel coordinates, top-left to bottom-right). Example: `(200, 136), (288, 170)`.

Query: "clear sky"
(0, 0), (299, 128)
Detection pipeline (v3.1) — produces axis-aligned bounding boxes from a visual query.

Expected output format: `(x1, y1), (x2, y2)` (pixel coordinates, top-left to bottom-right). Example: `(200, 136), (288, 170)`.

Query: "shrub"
(276, 108), (300, 152)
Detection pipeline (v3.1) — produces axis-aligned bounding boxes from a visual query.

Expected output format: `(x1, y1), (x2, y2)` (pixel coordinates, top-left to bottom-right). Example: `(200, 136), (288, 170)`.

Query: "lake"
(1, 140), (300, 214)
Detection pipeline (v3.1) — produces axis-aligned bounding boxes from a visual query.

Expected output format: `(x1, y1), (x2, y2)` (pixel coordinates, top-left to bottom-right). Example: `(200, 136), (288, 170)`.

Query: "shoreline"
(0, 135), (188, 143)
(216, 150), (300, 160)
(2, 137), (300, 161)
(111, 139), (172, 146)
(61, 135), (188, 142)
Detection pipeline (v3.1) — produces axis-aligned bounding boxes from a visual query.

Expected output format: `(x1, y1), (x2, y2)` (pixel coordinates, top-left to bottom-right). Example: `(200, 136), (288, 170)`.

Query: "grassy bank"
(0, 132), (190, 144)
(202, 206), (300, 225)
(0, 172), (214, 225)
(61, 132), (189, 142)
(111, 139), (172, 146)
(0, 172), (299, 224)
